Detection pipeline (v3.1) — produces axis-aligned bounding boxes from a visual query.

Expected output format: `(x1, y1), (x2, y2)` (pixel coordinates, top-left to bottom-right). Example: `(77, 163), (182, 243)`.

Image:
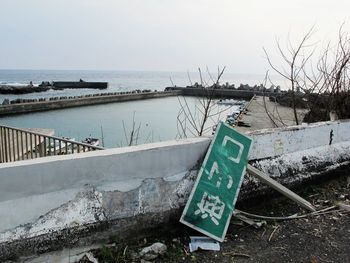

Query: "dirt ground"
(85, 173), (350, 263)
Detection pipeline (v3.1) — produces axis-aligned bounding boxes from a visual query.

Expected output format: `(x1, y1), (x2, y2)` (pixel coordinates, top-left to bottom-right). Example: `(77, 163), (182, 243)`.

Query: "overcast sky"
(0, 0), (348, 73)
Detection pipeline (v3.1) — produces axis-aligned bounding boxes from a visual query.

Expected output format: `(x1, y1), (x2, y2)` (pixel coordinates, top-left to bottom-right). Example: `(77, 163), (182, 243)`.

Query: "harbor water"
(0, 70), (262, 147)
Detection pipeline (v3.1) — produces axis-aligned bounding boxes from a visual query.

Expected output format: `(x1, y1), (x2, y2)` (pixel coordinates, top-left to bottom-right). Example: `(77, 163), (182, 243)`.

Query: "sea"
(0, 70), (279, 147)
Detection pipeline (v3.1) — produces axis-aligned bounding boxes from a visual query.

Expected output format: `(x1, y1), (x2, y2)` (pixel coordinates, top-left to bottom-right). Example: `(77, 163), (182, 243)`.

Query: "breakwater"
(0, 86), (280, 116)
(0, 81), (108, 95)
(0, 90), (181, 116)
(165, 87), (271, 99)
(0, 85), (50, 94)
(49, 81), (107, 90)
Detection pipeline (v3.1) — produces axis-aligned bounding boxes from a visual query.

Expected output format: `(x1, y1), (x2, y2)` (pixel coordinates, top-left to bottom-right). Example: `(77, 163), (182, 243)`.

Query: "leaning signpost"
(180, 122), (252, 242)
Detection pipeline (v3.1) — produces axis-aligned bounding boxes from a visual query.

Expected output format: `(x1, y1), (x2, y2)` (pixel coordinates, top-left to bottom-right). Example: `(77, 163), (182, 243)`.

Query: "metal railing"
(0, 124), (104, 163)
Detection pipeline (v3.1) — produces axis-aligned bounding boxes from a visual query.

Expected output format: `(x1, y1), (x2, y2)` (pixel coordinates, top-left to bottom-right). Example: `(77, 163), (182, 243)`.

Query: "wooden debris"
(247, 164), (316, 212)
(222, 252), (251, 258)
(338, 202), (350, 211)
(233, 213), (265, 228)
(268, 226), (280, 242)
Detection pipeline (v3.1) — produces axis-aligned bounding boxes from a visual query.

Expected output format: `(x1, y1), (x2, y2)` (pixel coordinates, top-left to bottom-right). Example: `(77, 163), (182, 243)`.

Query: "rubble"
(139, 242), (167, 260)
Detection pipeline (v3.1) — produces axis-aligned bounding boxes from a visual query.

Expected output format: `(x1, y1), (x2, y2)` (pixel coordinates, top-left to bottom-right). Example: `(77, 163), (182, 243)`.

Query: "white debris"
(189, 236), (220, 252)
(139, 242), (167, 260)
(78, 252), (99, 263)
(338, 203), (350, 212)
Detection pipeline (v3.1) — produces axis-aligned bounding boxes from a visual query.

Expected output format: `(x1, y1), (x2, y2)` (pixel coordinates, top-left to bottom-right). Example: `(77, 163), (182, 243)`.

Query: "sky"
(0, 0), (349, 74)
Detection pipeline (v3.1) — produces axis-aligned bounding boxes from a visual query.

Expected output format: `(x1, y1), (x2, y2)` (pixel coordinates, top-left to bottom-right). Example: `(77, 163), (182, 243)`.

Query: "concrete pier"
(0, 91), (181, 116)
(237, 96), (307, 133)
(166, 87), (260, 99)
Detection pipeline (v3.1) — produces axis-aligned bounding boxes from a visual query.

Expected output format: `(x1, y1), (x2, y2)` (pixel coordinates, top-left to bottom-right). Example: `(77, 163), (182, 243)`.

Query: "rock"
(130, 251), (140, 260)
(139, 242), (167, 260)
(78, 252), (99, 263)
(172, 238), (180, 244)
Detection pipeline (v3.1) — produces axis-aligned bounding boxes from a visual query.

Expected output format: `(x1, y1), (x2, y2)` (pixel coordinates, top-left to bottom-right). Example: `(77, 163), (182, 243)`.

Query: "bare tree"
(263, 28), (315, 125)
(122, 111), (141, 146)
(294, 24), (350, 121)
(318, 25), (350, 119)
(176, 66), (230, 138)
(265, 24), (350, 123)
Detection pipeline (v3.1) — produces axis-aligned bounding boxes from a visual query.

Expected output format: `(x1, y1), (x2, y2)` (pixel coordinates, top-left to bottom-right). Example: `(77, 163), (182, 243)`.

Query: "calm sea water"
(0, 70), (273, 100)
(0, 70), (271, 147)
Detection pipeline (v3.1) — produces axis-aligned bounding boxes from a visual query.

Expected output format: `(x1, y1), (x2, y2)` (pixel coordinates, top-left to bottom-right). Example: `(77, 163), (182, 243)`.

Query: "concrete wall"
(246, 120), (350, 160)
(0, 137), (210, 233)
(0, 91), (180, 116)
(1, 120), (350, 260)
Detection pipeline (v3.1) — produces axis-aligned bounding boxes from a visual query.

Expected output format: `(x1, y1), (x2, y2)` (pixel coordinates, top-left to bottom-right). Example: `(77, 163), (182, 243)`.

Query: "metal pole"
(12, 129), (15, 161)
(21, 131), (24, 160)
(53, 140), (56, 155)
(59, 139), (62, 155)
(29, 132), (33, 159)
(47, 138), (51, 156)
(43, 136), (47, 157)
(16, 130), (20, 161)
(3, 127), (7, 162)
(0, 127), (2, 162)
(25, 131), (29, 159)
(6, 128), (10, 162)
(34, 134), (37, 158)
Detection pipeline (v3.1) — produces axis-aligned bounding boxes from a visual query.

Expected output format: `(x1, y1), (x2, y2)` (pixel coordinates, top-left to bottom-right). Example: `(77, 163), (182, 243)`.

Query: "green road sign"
(180, 122), (252, 242)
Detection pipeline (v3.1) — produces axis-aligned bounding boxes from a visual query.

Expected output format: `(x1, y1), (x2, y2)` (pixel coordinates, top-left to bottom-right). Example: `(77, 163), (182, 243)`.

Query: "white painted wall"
(0, 137), (211, 232)
(247, 120), (350, 160)
(0, 137), (211, 203)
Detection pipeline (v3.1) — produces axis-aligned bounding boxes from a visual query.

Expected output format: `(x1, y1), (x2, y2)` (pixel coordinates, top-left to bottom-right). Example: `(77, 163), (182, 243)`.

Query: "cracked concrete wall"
(246, 120), (350, 160)
(0, 138), (211, 234)
(0, 170), (200, 260)
(1, 120), (350, 260)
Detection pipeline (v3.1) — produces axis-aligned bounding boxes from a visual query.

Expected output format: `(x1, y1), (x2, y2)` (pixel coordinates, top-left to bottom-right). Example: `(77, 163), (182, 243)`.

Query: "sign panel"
(180, 122), (252, 241)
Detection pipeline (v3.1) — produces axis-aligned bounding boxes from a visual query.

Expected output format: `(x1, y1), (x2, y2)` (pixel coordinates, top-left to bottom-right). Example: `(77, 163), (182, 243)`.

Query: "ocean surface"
(0, 70), (277, 147)
(0, 70), (279, 100)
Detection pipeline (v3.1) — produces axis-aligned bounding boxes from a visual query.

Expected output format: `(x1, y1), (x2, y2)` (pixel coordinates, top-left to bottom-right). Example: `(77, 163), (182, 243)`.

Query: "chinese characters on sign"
(180, 122), (252, 241)
(195, 192), (225, 226)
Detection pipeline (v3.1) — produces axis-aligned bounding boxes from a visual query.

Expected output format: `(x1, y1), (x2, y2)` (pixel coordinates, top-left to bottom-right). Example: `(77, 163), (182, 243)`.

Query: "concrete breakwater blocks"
(1, 121), (350, 260)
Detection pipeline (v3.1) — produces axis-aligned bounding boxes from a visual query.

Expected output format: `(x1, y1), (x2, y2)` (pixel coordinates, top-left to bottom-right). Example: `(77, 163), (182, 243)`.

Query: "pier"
(165, 86), (264, 99)
(0, 90), (181, 116)
(0, 86), (281, 116)
(0, 81), (108, 94)
(236, 95), (307, 132)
